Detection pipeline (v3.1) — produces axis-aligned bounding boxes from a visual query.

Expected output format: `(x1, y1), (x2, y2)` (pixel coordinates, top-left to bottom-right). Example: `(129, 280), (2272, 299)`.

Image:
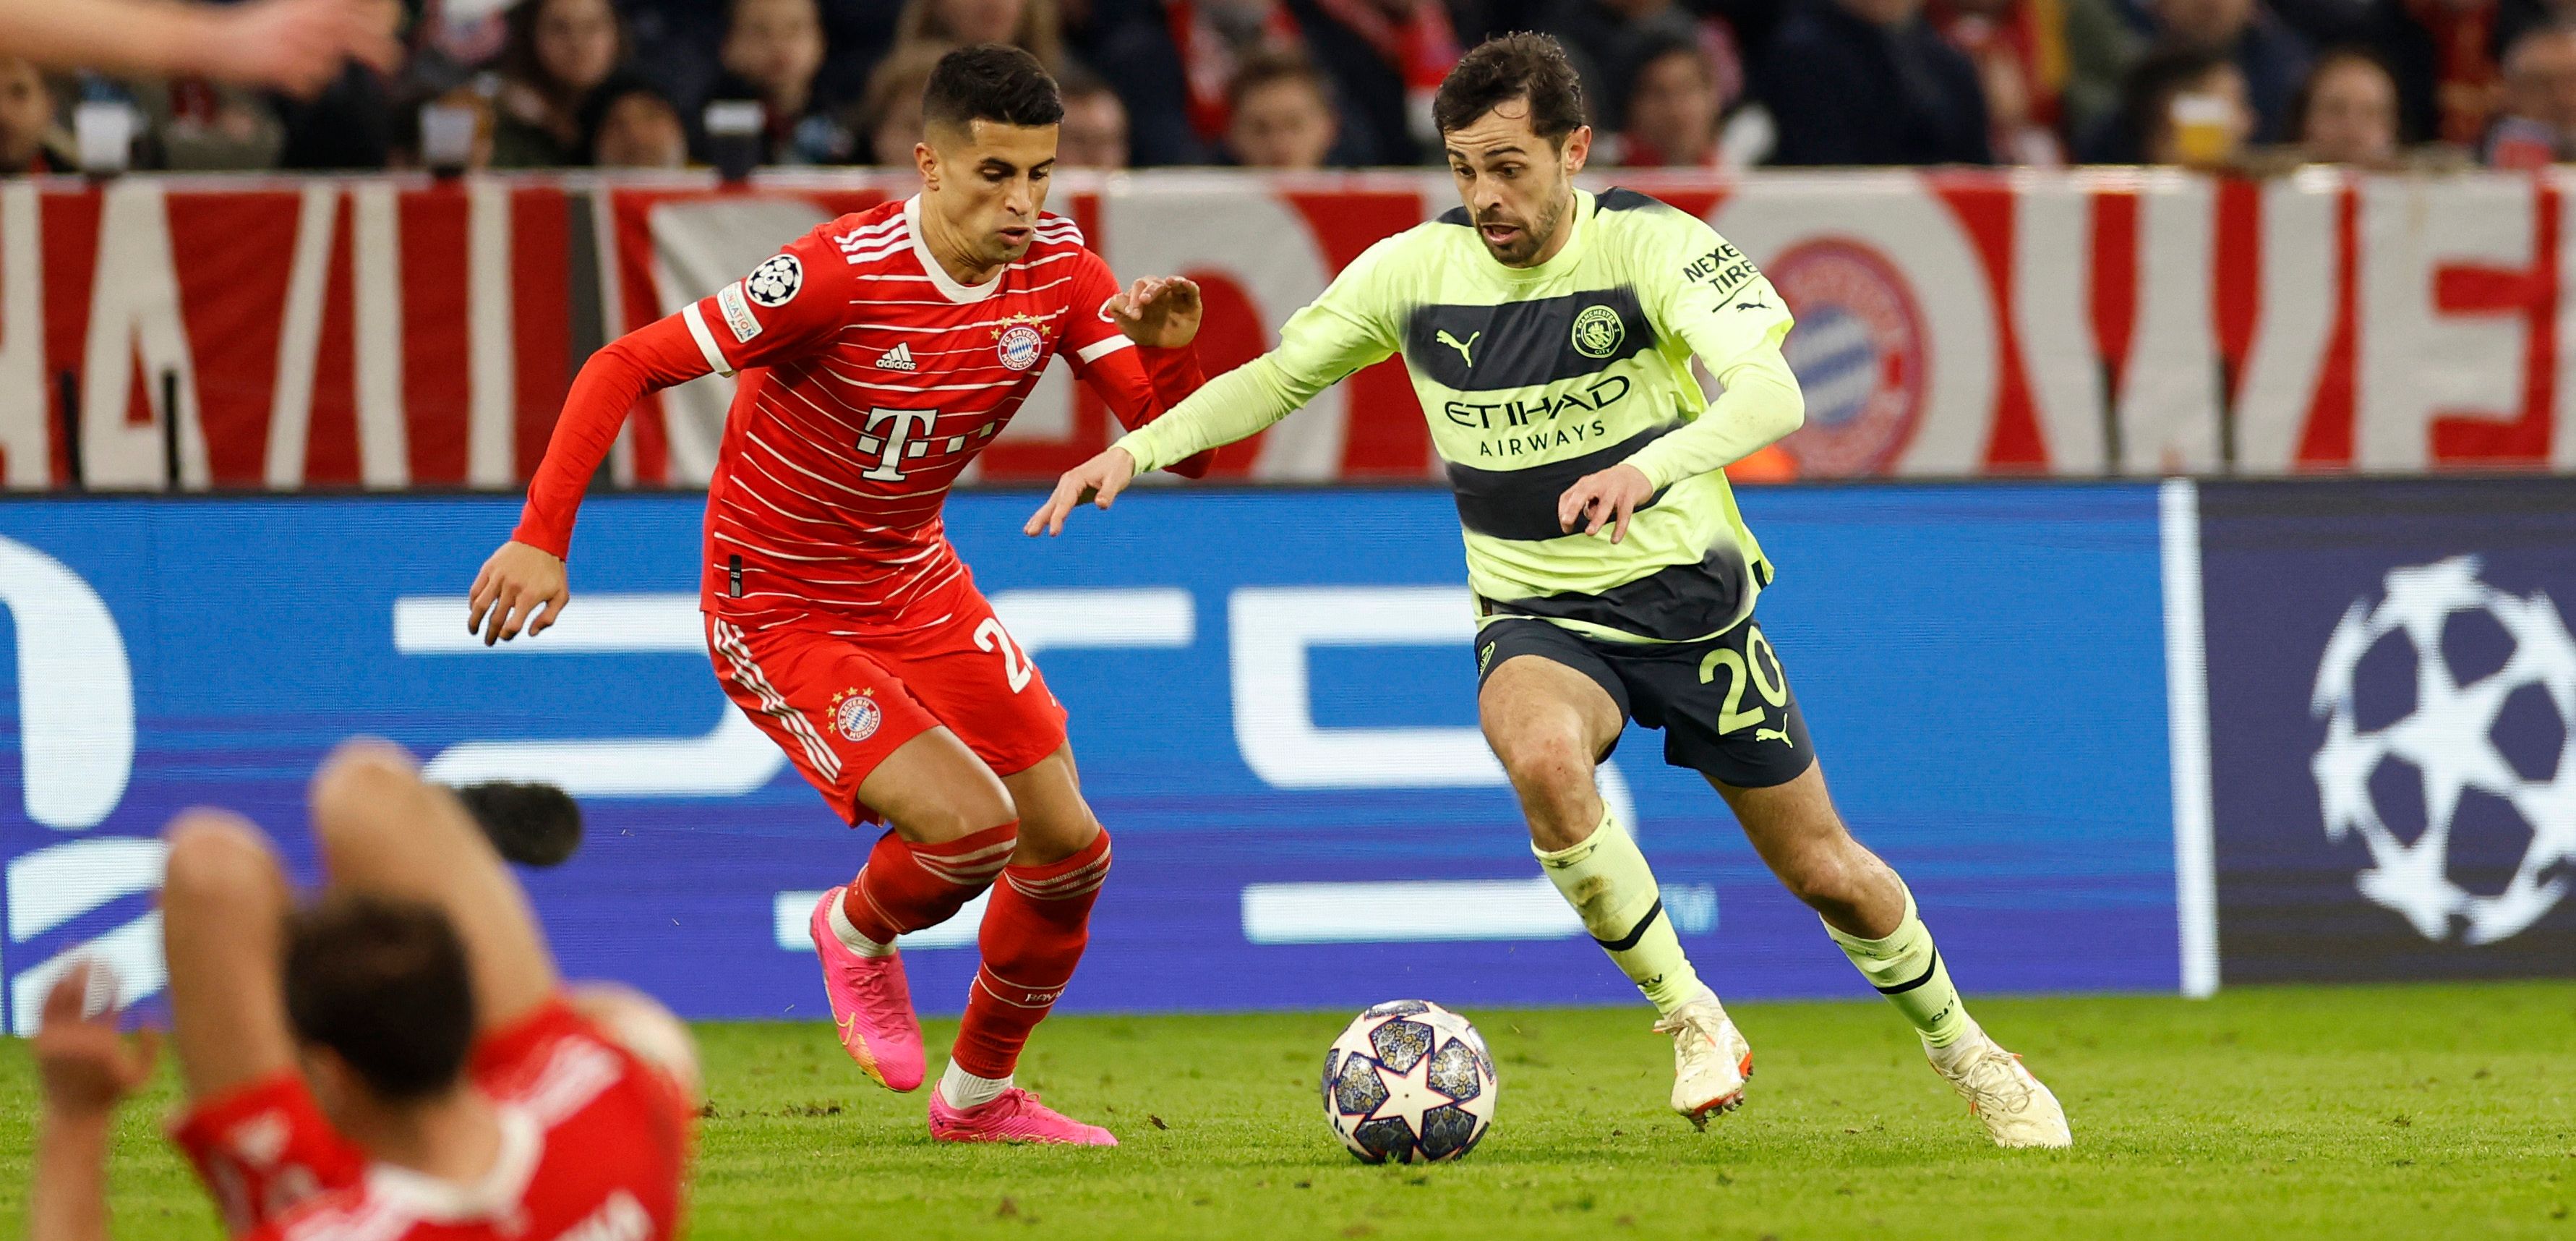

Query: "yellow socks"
(1533, 806), (1705, 1015)
(1825, 884), (1969, 1048)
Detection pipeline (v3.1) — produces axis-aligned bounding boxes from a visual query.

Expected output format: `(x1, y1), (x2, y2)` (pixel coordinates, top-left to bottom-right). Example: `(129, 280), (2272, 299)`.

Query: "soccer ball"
(1320, 1000), (1497, 1164)
(2311, 555), (2576, 945)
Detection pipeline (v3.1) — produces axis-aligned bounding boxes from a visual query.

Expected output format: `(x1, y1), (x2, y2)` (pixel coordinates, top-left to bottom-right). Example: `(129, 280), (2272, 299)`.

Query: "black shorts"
(1473, 613), (1817, 789)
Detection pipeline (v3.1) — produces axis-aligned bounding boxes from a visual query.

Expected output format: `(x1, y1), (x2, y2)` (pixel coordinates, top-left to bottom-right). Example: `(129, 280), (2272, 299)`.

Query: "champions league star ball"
(1321, 1000), (1498, 1164)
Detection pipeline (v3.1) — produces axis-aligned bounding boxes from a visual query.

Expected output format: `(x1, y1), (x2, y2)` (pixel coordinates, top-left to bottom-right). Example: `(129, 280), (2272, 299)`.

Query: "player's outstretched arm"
(0, 0), (398, 95)
(1025, 445), (1140, 536)
(29, 963), (158, 1241)
(309, 741), (560, 1036)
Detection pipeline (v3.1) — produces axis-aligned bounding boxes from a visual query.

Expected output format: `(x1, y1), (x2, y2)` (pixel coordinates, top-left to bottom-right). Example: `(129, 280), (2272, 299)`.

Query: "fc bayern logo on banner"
(1768, 239), (1926, 477)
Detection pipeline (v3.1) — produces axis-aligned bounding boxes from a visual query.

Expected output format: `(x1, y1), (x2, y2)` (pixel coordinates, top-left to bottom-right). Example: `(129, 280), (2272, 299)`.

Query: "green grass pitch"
(2, 981), (2570, 1240)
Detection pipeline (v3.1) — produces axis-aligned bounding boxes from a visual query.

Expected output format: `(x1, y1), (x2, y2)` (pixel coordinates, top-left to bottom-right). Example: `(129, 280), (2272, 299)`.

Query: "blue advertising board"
(2196, 478), (2576, 984)
(0, 485), (2177, 1030)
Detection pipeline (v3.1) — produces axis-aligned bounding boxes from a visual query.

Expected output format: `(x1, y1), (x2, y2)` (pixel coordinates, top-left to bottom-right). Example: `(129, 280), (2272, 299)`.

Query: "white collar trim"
(361, 1104), (542, 1224)
(905, 195), (1004, 305)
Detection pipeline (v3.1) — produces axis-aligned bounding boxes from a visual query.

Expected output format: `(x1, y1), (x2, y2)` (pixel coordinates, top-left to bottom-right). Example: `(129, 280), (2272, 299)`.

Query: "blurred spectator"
(582, 72), (688, 167)
(2144, 0), (2311, 140)
(491, 0), (625, 168)
(128, 77), (286, 169)
(1928, 0), (2071, 163)
(1087, 0), (1293, 165)
(275, 61), (395, 168)
(1537, 0), (1719, 131)
(1058, 62), (1133, 166)
(1617, 32), (1771, 165)
(896, 0), (1068, 64)
(2057, 0), (2144, 142)
(2295, 44), (2402, 161)
(2105, 41), (2255, 163)
(709, 0), (850, 164)
(2371, 0), (2512, 146)
(1760, 0), (1994, 163)
(1284, 0), (1461, 163)
(1225, 46), (1340, 166)
(0, 57), (67, 174)
(2485, 20), (2576, 163)
(855, 41), (941, 165)
(398, 0), (513, 108)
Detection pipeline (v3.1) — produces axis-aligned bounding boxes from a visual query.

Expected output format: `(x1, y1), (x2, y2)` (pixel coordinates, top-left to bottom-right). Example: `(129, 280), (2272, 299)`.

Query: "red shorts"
(704, 584), (1068, 826)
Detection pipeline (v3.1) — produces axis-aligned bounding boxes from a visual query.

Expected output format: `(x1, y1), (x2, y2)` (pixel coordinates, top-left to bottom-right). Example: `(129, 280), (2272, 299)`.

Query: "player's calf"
(936, 827), (1111, 1122)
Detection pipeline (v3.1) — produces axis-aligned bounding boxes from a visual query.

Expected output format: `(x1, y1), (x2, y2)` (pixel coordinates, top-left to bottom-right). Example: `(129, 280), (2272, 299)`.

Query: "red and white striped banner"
(5, 169), (2572, 489)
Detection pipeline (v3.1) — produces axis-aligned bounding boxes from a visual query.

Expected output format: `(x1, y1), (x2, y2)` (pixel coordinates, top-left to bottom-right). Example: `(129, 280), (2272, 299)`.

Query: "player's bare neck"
(356, 1087), (505, 1188)
(920, 204), (1005, 289)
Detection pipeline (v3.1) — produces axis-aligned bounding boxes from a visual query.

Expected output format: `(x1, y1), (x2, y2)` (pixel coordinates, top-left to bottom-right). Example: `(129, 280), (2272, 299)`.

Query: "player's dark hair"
(923, 43), (1064, 132)
(1434, 33), (1588, 146)
(283, 895), (478, 1103)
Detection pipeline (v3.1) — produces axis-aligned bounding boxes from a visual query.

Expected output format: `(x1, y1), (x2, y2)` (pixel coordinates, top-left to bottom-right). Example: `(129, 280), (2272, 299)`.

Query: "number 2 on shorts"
(975, 618), (1033, 692)
(1698, 627), (1789, 735)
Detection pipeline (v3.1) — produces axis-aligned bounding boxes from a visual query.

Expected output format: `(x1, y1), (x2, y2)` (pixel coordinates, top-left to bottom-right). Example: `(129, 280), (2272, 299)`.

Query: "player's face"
(1443, 101), (1592, 268)
(919, 119), (1059, 268)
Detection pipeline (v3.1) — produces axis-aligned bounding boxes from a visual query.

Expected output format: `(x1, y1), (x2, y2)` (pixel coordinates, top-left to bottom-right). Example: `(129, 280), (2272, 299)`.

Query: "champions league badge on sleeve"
(1768, 239), (1927, 477)
(993, 312), (1051, 372)
(829, 688), (883, 743)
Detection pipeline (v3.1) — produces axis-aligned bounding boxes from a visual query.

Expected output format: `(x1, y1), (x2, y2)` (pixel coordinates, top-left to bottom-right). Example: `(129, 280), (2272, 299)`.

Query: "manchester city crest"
(1570, 304), (1625, 359)
(993, 313), (1050, 372)
(829, 688), (882, 743)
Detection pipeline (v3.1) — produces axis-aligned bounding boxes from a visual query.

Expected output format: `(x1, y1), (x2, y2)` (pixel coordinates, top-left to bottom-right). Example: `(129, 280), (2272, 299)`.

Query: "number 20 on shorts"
(1698, 627), (1788, 734)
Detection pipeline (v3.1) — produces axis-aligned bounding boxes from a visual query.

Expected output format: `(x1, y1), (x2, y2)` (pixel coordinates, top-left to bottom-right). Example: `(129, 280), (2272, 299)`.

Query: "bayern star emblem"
(829, 688), (881, 743)
(993, 313), (1050, 372)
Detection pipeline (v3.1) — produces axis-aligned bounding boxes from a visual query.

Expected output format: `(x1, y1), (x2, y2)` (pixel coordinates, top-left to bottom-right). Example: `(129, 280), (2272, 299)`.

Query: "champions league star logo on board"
(2311, 556), (2576, 946)
(993, 312), (1050, 372)
(829, 688), (883, 743)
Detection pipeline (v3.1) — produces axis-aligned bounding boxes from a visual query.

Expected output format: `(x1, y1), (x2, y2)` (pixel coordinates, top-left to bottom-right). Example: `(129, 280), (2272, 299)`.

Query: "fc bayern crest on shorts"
(745, 254), (803, 307)
(1766, 239), (1927, 477)
(993, 314), (1049, 371)
(828, 688), (882, 743)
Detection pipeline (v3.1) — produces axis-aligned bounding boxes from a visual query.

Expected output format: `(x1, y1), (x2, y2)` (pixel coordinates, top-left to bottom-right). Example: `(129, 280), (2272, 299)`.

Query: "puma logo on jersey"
(1755, 725), (1792, 746)
(876, 343), (917, 371)
(1733, 294), (1772, 312)
(1436, 329), (1481, 366)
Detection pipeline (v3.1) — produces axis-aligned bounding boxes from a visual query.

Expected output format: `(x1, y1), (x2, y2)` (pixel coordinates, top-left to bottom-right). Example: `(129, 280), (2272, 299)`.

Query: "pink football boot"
(928, 1087), (1117, 1146)
(808, 887), (925, 1091)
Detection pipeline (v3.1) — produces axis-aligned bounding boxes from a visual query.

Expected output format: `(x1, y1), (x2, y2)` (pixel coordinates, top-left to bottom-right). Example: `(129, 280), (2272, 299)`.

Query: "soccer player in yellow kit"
(1029, 34), (2070, 1148)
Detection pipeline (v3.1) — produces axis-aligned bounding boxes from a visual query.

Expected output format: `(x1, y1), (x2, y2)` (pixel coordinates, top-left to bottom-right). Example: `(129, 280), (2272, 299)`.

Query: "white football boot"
(1652, 989), (1753, 1130)
(1925, 1018), (2071, 1148)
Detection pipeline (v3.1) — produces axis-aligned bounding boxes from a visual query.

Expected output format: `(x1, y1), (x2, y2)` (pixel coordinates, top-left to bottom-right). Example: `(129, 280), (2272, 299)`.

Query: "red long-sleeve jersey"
(514, 195), (1210, 631)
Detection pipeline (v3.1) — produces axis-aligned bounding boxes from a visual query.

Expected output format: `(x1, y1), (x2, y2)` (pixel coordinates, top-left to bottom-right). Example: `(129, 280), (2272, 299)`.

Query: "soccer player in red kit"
(27, 743), (699, 1241)
(463, 45), (1210, 1145)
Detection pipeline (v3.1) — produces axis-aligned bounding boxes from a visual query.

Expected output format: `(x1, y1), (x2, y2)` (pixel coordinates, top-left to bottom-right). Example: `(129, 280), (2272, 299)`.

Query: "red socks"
(951, 828), (1113, 1078)
(840, 822), (1019, 942)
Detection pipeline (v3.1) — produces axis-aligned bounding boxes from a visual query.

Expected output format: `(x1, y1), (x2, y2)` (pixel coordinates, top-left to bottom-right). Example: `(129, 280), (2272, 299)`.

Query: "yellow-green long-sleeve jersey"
(1116, 187), (1803, 644)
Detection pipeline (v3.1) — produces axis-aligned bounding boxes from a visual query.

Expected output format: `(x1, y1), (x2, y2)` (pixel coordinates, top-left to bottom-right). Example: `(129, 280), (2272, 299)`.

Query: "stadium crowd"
(0, 0), (2568, 176)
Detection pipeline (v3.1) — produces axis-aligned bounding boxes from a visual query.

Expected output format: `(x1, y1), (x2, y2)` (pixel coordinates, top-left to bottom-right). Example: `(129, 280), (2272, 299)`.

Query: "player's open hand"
(468, 540), (570, 647)
(1025, 447), (1138, 537)
(33, 961), (158, 1120)
(1558, 463), (1656, 544)
(1109, 276), (1202, 349)
(200, 0), (403, 97)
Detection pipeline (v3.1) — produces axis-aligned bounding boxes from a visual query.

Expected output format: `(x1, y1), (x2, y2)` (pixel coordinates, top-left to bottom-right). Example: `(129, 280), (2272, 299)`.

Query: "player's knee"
(161, 811), (279, 908)
(891, 783), (1018, 845)
(1778, 846), (1860, 911)
(1496, 730), (1593, 805)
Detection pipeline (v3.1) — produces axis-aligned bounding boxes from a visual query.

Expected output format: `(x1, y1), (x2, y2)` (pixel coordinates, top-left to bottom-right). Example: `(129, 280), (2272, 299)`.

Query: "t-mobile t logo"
(857, 407), (938, 481)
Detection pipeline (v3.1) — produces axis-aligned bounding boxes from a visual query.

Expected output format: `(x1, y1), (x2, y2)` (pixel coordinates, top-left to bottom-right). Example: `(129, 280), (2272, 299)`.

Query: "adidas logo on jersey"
(876, 343), (917, 371)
